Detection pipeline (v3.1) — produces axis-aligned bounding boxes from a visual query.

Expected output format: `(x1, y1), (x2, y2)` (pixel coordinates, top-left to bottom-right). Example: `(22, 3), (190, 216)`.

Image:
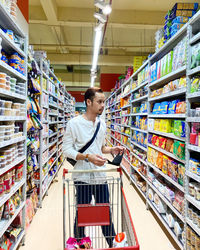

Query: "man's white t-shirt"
(63, 115), (107, 183)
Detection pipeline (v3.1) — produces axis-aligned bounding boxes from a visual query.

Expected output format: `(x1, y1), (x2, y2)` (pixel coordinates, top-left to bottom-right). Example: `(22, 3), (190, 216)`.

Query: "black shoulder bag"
(67, 121), (100, 166)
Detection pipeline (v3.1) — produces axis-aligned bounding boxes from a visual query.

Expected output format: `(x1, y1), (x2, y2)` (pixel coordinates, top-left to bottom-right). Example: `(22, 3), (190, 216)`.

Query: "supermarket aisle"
(20, 158), (176, 250)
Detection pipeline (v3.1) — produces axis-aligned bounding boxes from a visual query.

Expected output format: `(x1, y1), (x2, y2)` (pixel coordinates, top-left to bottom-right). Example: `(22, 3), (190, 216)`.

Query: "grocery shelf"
(0, 201), (26, 238)
(150, 24), (187, 62)
(149, 66), (186, 89)
(0, 60), (26, 81)
(148, 181), (184, 222)
(0, 136), (26, 149)
(130, 175), (146, 200)
(186, 218), (200, 236)
(149, 114), (185, 119)
(121, 164), (130, 177)
(0, 88), (26, 101)
(121, 124), (131, 128)
(121, 104), (131, 109)
(189, 32), (200, 45)
(131, 141), (147, 152)
(10, 230), (25, 250)
(186, 195), (200, 210)
(149, 88), (186, 102)
(58, 151), (63, 159)
(42, 71), (49, 80)
(42, 146), (48, 153)
(186, 171), (200, 183)
(58, 133), (64, 138)
(48, 150), (57, 162)
(131, 81), (148, 94)
(186, 117), (200, 123)
(121, 91), (132, 99)
(0, 155), (25, 176)
(42, 120), (48, 124)
(49, 92), (58, 100)
(148, 162), (184, 192)
(147, 200), (184, 250)
(131, 127), (147, 134)
(42, 89), (48, 95)
(131, 152), (147, 166)
(0, 116), (26, 121)
(58, 140), (63, 146)
(131, 164), (147, 182)
(131, 113), (148, 116)
(187, 91), (200, 100)
(0, 3), (25, 37)
(121, 114), (131, 117)
(0, 180), (25, 208)
(148, 130), (186, 142)
(49, 121), (58, 125)
(49, 156), (57, 168)
(187, 144), (200, 153)
(148, 143), (185, 164)
(131, 95), (148, 103)
(49, 112), (58, 116)
(188, 66), (200, 76)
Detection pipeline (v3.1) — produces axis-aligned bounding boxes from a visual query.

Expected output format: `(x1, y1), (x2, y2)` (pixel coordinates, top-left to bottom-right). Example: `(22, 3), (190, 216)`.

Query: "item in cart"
(113, 232), (128, 248)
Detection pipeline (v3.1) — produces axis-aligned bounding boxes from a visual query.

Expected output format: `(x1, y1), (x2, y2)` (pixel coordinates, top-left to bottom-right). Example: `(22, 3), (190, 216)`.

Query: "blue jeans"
(74, 181), (116, 247)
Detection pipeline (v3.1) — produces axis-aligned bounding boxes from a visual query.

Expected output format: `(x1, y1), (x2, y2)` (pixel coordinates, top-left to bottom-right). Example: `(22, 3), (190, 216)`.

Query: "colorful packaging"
(168, 100), (179, 114)
(173, 140), (185, 160)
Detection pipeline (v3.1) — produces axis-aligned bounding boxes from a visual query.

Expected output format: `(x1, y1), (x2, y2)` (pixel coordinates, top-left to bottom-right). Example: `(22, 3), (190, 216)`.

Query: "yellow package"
(162, 155), (168, 174)
(160, 119), (172, 133)
(178, 77), (186, 88)
(154, 119), (160, 131)
(148, 147), (152, 163)
(152, 150), (158, 166)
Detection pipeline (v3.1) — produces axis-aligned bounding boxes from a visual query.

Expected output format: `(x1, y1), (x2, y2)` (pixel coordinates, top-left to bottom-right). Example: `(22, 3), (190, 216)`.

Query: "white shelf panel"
(131, 141), (147, 152)
(48, 139), (58, 148)
(58, 133), (64, 138)
(131, 152), (147, 166)
(149, 114), (185, 119)
(42, 89), (48, 95)
(0, 201), (25, 238)
(130, 175), (146, 200)
(148, 162), (184, 192)
(0, 61), (26, 81)
(121, 104), (131, 109)
(149, 88), (186, 102)
(49, 132), (58, 138)
(131, 80), (148, 94)
(0, 136), (26, 149)
(188, 66), (200, 76)
(42, 120), (48, 124)
(0, 29), (25, 57)
(148, 143), (185, 164)
(131, 113), (148, 116)
(186, 117), (200, 123)
(0, 88), (26, 100)
(131, 95), (148, 104)
(49, 113), (58, 116)
(0, 3), (25, 37)
(186, 218), (200, 236)
(131, 127), (147, 134)
(187, 91), (200, 99)
(149, 66), (186, 89)
(149, 130), (185, 142)
(147, 200), (184, 250)
(48, 150), (57, 162)
(186, 171), (200, 182)
(187, 144), (200, 153)
(0, 116), (26, 121)
(58, 140), (63, 146)
(186, 195), (200, 210)
(0, 180), (25, 208)
(49, 121), (58, 125)
(49, 92), (58, 100)
(0, 156), (25, 176)
(120, 124), (131, 128)
(148, 181), (184, 222)
(49, 103), (58, 109)
(121, 164), (130, 177)
(10, 230), (25, 250)
(190, 32), (200, 45)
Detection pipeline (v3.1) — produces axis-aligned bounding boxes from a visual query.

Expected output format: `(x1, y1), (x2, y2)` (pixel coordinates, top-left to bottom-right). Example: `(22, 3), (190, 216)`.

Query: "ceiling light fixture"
(94, 12), (107, 23)
(94, 22), (105, 32)
(94, 0), (112, 15)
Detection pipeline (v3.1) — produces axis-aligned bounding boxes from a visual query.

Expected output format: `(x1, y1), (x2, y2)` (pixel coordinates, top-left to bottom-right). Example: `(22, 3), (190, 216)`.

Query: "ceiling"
(29, 0), (196, 90)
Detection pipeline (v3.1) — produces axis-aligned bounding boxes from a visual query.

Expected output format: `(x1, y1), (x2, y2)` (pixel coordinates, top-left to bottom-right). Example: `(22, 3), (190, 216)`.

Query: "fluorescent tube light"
(94, 0), (112, 15)
(94, 12), (107, 23)
(91, 29), (102, 72)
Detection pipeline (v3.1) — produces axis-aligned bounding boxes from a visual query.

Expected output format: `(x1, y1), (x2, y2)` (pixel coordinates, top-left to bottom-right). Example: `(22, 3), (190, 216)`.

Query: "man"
(63, 87), (124, 247)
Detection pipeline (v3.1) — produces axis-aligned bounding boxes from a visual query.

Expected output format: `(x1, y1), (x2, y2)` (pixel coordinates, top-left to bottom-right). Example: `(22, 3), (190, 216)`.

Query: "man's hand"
(88, 154), (107, 166)
(111, 146), (125, 155)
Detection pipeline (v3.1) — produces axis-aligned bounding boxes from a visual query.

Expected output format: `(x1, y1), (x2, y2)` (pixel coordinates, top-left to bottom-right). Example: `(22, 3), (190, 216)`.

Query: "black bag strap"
(79, 121), (100, 153)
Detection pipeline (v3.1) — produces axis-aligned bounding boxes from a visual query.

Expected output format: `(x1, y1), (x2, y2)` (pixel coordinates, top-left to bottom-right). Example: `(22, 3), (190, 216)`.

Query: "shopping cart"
(63, 168), (140, 250)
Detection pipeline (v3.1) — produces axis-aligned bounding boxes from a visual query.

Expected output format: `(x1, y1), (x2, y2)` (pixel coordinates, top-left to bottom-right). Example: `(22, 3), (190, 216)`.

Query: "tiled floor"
(20, 158), (178, 250)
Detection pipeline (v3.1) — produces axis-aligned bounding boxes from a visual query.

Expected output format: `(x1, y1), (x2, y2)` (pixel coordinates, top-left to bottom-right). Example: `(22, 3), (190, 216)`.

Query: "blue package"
(172, 16), (191, 24)
(160, 101), (169, 114)
(168, 100), (179, 114)
(152, 103), (160, 114)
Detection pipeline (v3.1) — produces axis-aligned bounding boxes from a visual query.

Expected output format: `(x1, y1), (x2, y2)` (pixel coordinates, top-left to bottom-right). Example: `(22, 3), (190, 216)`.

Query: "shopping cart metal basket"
(63, 168), (139, 250)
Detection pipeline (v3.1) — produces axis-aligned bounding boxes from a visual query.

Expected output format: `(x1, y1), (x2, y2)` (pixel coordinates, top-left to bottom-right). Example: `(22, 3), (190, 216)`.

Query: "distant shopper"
(63, 87), (124, 247)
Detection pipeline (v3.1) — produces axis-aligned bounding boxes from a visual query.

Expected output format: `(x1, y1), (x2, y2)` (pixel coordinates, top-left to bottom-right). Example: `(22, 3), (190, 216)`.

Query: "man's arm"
(102, 145), (125, 155)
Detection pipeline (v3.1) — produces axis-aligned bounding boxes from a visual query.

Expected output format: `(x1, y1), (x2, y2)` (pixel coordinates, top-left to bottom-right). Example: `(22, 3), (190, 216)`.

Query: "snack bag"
(165, 139), (174, 152)
(178, 164), (185, 186)
(113, 232), (128, 248)
(168, 100), (179, 114)
(162, 155), (169, 174)
(160, 101), (169, 114)
(156, 152), (163, 169)
(154, 119), (160, 131)
(175, 101), (186, 114)
(152, 135), (159, 146)
(66, 237), (79, 249)
(173, 120), (186, 138)
(159, 137), (167, 149)
(173, 141), (185, 160)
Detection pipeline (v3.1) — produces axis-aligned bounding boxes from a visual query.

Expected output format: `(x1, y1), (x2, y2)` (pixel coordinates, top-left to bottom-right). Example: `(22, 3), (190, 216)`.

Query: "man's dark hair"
(84, 87), (103, 106)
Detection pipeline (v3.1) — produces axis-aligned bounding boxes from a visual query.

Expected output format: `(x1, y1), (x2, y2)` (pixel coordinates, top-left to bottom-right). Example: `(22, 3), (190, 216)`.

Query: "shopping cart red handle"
(63, 167), (122, 177)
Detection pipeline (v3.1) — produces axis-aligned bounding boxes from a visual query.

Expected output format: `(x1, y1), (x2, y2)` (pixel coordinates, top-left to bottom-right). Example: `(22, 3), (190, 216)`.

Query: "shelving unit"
(105, 11), (200, 249)
(33, 52), (75, 208)
(0, 2), (27, 248)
